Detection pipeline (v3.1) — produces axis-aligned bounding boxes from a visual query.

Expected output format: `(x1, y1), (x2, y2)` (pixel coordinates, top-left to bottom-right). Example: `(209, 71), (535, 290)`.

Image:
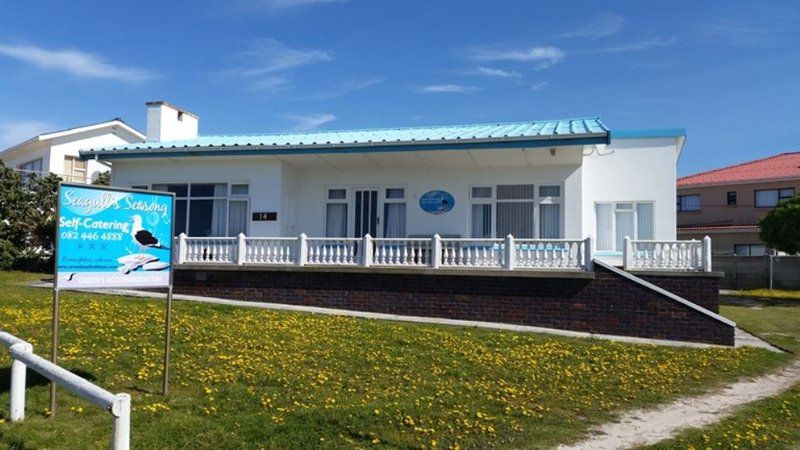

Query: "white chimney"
(145, 100), (199, 142)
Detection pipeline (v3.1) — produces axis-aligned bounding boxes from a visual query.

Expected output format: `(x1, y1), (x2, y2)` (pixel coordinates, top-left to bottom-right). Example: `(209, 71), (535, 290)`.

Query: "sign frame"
(51, 182), (177, 415)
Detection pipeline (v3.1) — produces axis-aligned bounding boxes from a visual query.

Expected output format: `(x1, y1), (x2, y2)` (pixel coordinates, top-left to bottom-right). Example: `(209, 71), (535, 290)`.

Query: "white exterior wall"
(1, 141), (51, 174)
(111, 157), (284, 236)
(290, 165), (582, 238)
(146, 104), (198, 142)
(581, 137), (678, 243)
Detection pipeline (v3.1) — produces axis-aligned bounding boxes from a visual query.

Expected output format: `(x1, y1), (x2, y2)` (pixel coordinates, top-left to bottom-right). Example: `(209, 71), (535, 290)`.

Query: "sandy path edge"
(559, 359), (800, 449)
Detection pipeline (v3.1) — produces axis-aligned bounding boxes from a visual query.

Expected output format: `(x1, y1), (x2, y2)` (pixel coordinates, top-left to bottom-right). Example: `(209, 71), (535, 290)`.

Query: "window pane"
(497, 202), (534, 238)
(615, 210), (634, 251)
(231, 184), (249, 195)
(63, 157), (73, 174)
(385, 188), (404, 199)
(539, 186), (561, 197)
(383, 203), (406, 237)
(616, 203), (634, 211)
(471, 187), (492, 198)
(727, 191), (737, 205)
(755, 190), (779, 207)
(471, 204), (492, 238)
(733, 244), (750, 256)
(750, 244), (766, 256)
(497, 184), (535, 200)
(636, 203), (654, 240)
(679, 195), (701, 211)
(539, 203), (561, 238)
(191, 183), (226, 197)
(326, 203), (348, 237)
(154, 184), (188, 197)
(779, 188), (795, 199)
(189, 199), (227, 236)
(328, 189), (347, 200)
(132, 185), (148, 190)
(228, 200), (248, 236)
(596, 204), (614, 251)
(174, 199), (187, 235)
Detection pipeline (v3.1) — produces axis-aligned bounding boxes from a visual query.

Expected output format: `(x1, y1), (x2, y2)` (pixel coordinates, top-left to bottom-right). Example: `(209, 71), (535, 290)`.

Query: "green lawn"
(0, 271), (789, 449)
(641, 301), (800, 450)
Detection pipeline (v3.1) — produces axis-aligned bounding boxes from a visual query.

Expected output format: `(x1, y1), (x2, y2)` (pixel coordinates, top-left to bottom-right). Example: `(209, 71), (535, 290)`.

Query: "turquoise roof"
(82, 117), (608, 157)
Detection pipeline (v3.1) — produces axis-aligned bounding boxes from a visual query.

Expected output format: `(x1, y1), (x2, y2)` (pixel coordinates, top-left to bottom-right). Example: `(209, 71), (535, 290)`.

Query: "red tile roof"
(678, 151), (800, 187)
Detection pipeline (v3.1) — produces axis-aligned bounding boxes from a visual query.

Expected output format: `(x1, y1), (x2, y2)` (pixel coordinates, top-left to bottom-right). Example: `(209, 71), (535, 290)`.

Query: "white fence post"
(623, 236), (633, 270)
(702, 235), (712, 272)
(297, 233), (308, 266)
(363, 234), (373, 267)
(431, 234), (442, 268)
(505, 235), (516, 270)
(236, 233), (247, 265)
(177, 233), (187, 264)
(9, 342), (32, 422)
(111, 393), (131, 450)
(583, 236), (594, 271)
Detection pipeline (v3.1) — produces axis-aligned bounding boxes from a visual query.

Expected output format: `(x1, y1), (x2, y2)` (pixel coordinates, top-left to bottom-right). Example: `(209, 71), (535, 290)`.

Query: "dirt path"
(559, 359), (800, 449)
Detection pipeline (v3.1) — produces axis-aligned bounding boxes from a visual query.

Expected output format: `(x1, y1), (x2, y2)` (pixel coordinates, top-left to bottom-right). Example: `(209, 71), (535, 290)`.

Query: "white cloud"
(596, 37), (676, 53)
(0, 43), (157, 83)
(419, 84), (480, 94)
(529, 81), (548, 91)
(299, 77), (385, 100)
(464, 45), (565, 69)
(240, 38), (333, 76)
(559, 13), (625, 39)
(473, 66), (521, 78)
(0, 120), (58, 149)
(285, 113), (336, 131)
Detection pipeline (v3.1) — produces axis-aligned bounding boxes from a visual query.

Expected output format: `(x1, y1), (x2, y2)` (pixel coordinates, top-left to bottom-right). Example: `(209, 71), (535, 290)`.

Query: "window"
(755, 188), (795, 207)
(132, 185), (148, 190)
(471, 187), (493, 238)
(325, 188), (348, 237)
(383, 188), (406, 238)
(470, 184), (561, 238)
(151, 183), (249, 237)
(677, 194), (701, 212)
(734, 244), (766, 256)
(63, 156), (86, 182)
(17, 159), (43, 183)
(595, 202), (655, 252)
(727, 191), (737, 206)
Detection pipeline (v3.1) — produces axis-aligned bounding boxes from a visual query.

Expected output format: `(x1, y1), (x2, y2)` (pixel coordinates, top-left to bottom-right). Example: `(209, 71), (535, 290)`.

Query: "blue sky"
(0, 0), (797, 176)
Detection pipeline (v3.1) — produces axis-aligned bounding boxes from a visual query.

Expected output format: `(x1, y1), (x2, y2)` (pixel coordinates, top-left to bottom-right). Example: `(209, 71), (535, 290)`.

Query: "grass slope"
(0, 272), (788, 449)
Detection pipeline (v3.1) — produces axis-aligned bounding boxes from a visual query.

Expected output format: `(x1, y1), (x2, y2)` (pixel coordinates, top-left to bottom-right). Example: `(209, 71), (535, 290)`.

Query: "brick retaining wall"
(174, 266), (733, 346)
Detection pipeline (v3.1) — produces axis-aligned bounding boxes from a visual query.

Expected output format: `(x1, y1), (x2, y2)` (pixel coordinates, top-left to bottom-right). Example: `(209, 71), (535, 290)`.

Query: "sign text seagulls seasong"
(55, 183), (175, 289)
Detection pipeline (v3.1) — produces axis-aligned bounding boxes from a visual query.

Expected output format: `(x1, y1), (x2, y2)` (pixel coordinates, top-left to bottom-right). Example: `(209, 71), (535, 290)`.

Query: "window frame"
(63, 155), (87, 183)
(595, 201), (656, 252)
(727, 191), (737, 206)
(676, 194), (701, 212)
(149, 182), (250, 236)
(325, 185), (408, 238)
(469, 183), (564, 239)
(755, 188), (796, 208)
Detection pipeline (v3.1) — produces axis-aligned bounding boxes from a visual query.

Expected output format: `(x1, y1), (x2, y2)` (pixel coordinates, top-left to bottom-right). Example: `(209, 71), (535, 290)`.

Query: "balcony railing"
(176, 234), (594, 271)
(623, 236), (711, 272)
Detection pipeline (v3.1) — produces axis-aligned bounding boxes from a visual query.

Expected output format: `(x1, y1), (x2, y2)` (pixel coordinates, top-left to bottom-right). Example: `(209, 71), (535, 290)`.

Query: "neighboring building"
(81, 102), (685, 255)
(0, 119), (145, 183)
(677, 152), (800, 255)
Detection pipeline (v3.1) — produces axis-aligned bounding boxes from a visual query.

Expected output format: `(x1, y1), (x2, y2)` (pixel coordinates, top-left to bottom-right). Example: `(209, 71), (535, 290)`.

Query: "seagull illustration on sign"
(131, 214), (169, 253)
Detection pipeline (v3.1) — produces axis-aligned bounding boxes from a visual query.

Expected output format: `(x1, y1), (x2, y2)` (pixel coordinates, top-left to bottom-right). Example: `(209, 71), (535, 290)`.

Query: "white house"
(82, 102), (685, 261)
(1, 119), (144, 183)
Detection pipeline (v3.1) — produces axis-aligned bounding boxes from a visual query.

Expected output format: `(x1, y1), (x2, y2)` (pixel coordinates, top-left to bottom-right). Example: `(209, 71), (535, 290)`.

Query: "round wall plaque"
(419, 190), (455, 215)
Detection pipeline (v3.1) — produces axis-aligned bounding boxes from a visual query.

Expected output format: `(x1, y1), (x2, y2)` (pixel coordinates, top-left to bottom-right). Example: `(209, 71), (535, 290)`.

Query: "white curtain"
(383, 203), (406, 238)
(471, 204), (492, 238)
(211, 199), (227, 236)
(636, 203), (654, 240)
(326, 204), (347, 237)
(497, 202), (535, 238)
(615, 210), (634, 251)
(228, 201), (248, 236)
(596, 204), (613, 251)
(755, 190), (779, 207)
(539, 204), (561, 238)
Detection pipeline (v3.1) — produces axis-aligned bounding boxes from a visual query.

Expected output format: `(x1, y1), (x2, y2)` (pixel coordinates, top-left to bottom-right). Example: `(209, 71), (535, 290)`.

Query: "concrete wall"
(678, 179), (800, 227)
(678, 230), (763, 255)
(716, 255), (800, 290)
(582, 137), (678, 242)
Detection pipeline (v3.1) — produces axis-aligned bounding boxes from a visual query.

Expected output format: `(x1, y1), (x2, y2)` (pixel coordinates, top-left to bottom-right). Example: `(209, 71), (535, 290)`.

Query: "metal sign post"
(53, 182), (176, 414)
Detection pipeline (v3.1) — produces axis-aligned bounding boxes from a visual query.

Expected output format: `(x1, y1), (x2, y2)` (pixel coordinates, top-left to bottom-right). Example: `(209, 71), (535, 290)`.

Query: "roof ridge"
(678, 151), (800, 182)
(195, 116), (604, 139)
